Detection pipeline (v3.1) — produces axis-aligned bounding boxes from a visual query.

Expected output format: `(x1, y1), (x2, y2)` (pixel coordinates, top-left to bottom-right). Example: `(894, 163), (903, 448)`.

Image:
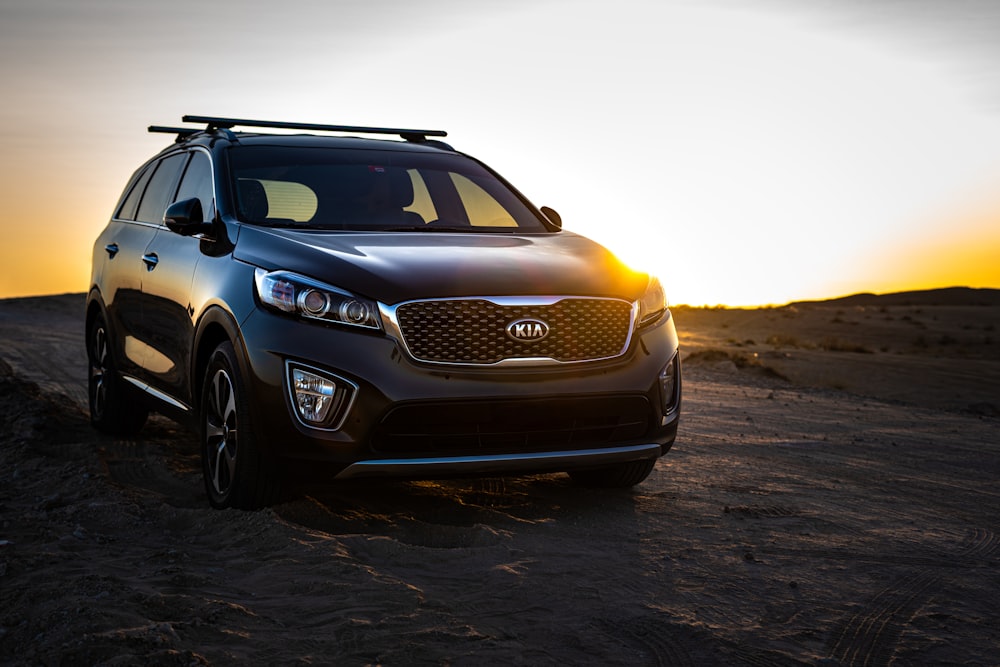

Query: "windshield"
(227, 146), (550, 232)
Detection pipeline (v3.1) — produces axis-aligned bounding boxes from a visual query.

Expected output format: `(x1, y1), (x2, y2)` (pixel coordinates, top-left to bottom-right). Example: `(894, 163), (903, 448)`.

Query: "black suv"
(87, 116), (681, 509)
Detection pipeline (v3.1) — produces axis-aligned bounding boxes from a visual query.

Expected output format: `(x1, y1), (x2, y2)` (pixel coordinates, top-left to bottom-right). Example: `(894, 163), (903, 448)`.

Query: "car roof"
(221, 133), (454, 153)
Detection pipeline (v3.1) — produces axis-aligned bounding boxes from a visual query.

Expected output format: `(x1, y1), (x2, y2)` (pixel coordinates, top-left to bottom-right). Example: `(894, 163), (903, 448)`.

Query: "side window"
(116, 165), (154, 221)
(174, 152), (215, 221)
(135, 153), (187, 224)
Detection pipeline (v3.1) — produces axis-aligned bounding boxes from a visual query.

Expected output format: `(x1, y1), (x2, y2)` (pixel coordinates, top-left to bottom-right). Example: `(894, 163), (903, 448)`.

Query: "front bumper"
(236, 306), (681, 477)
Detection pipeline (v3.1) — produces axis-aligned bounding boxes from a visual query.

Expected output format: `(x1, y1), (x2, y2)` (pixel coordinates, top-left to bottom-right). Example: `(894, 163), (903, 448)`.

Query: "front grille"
(394, 298), (634, 364)
(371, 396), (652, 456)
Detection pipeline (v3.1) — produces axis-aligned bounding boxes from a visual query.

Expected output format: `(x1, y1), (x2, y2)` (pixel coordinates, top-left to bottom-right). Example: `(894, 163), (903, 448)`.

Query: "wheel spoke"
(210, 373), (224, 418)
(205, 420), (224, 439)
(223, 437), (237, 483)
(223, 389), (237, 425)
(212, 440), (227, 493)
(205, 367), (238, 498)
(96, 328), (107, 367)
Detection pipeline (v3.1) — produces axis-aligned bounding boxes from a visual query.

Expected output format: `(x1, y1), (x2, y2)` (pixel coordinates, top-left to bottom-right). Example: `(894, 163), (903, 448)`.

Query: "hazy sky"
(1, 0), (998, 305)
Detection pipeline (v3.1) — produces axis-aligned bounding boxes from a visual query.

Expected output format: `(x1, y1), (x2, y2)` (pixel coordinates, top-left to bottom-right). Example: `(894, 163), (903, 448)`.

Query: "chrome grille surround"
(380, 296), (637, 366)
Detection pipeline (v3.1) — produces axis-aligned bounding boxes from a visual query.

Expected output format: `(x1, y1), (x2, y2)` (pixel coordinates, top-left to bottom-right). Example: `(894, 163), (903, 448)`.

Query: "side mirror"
(164, 198), (211, 236)
(540, 206), (562, 229)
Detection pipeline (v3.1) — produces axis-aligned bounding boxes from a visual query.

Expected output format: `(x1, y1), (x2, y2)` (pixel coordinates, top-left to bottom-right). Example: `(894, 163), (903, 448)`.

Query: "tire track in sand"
(99, 435), (202, 507)
(824, 528), (998, 666)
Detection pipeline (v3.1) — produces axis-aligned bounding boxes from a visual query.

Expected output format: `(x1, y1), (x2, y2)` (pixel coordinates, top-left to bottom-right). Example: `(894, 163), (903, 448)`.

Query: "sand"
(0, 292), (998, 665)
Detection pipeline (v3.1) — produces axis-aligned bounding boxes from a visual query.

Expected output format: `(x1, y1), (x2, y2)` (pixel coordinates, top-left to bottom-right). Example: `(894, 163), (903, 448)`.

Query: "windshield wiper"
(381, 225), (516, 233)
(248, 219), (316, 229)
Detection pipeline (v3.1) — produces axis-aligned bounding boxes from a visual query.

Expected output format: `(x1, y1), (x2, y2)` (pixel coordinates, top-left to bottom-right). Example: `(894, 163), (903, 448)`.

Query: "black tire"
(87, 314), (148, 435)
(201, 341), (281, 510)
(568, 458), (657, 488)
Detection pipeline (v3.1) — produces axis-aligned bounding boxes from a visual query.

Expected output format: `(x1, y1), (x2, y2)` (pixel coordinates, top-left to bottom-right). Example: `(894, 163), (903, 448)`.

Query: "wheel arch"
(192, 305), (252, 412)
(85, 287), (108, 336)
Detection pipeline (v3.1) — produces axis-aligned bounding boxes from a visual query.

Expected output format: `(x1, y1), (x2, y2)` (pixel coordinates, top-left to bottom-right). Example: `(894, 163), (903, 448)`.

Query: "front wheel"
(568, 458), (657, 488)
(201, 341), (281, 509)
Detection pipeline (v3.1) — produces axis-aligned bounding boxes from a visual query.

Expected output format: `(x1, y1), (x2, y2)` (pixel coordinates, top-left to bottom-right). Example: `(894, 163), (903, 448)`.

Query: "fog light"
(292, 368), (336, 424)
(286, 363), (358, 431)
(658, 355), (677, 415)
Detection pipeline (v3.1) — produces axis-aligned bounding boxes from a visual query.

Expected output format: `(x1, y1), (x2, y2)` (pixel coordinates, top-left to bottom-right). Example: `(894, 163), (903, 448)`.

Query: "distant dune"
(792, 286), (1000, 308)
(673, 287), (1000, 414)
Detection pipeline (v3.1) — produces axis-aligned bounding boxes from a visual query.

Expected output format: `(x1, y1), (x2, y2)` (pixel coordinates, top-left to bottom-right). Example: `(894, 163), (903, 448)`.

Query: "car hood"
(233, 226), (650, 304)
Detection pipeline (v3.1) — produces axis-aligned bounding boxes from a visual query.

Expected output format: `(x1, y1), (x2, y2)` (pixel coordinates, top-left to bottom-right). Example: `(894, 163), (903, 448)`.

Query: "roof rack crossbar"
(148, 126), (202, 142)
(180, 115), (447, 141)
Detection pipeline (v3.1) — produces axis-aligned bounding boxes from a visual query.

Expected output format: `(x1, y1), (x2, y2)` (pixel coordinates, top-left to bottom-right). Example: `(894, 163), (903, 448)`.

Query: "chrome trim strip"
(662, 349), (681, 422)
(111, 219), (162, 230)
(333, 444), (661, 480)
(121, 375), (190, 412)
(284, 360), (360, 432)
(379, 296), (638, 368)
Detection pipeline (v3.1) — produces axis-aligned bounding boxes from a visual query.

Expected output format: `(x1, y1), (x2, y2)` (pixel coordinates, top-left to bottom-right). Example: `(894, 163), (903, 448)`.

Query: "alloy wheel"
(89, 324), (109, 418)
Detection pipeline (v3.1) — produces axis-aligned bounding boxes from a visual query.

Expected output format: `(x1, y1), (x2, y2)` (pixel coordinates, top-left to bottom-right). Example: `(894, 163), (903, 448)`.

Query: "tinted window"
(116, 165), (154, 221)
(174, 151), (215, 221)
(227, 146), (548, 232)
(135, 153), (187, 224)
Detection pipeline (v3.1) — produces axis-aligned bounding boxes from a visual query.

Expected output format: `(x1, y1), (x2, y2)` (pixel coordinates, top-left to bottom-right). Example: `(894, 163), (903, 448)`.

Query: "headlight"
(637, 276), (667, 327)
(254, 269), (382, 330)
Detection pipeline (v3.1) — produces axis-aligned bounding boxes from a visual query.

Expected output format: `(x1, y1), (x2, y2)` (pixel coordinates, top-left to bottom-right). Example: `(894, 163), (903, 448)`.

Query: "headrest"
(238, 179), (269, 220)
(384, 168), (414, 208)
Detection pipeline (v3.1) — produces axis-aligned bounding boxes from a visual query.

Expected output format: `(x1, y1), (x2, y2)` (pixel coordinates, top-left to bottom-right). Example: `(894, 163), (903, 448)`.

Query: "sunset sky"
(1, 0), (998, 306)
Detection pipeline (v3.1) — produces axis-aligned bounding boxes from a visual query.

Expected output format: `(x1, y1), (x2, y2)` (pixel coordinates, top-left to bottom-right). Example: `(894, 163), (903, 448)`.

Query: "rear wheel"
(568, 458), (657, 488)
(201, 341), (281, 509)
(87, 314), (147, 435)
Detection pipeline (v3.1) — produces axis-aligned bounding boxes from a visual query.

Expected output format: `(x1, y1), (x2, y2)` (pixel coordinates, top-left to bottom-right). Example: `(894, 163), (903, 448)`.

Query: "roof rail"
(180, 115), (448, 142)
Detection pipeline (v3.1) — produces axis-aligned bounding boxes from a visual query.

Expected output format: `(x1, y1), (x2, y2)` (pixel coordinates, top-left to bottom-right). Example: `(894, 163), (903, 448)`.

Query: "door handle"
(105, 243), (119, 258)
(141, 253), (159, 271)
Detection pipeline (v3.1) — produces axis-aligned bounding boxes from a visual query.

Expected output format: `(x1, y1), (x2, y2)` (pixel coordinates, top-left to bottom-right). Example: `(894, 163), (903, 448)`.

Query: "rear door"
(98, 160), (165, 380)
(115, 152), (187, 389)
(137, 149), (216, 409)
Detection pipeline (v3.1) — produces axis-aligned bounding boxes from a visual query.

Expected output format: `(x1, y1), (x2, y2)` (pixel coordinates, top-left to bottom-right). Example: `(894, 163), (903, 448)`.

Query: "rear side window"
(116, 166), (154, 221)
(135, 153), (188, 224)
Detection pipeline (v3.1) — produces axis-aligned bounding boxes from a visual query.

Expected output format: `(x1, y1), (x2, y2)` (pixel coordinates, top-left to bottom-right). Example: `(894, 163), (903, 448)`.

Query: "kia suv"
(86, 116), (681, 509)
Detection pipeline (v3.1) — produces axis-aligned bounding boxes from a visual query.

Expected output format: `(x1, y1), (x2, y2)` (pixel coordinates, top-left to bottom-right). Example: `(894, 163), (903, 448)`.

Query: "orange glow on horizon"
(857, 202), (1000, 297)
(1, 200), (998, 304)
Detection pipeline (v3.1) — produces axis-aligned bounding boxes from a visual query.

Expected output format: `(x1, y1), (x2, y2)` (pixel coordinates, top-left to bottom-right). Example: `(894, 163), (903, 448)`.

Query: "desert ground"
(1, 291), (998, 665)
